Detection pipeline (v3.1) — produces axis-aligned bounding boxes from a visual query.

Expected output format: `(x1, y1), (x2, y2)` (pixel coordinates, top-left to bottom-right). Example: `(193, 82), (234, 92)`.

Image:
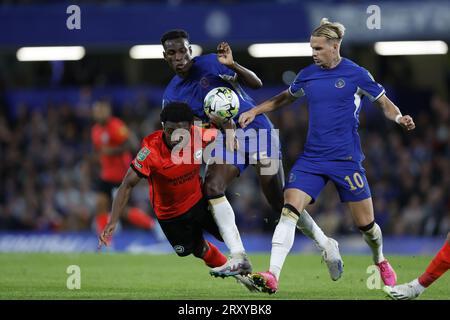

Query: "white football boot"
(321, 238), (344, 281)
(210, 252), (252, 277)
(383, 279), (425, 300)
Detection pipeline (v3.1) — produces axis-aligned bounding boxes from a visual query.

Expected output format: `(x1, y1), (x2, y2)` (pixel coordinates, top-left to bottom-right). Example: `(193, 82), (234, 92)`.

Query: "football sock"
(269, 205), (299, 281)
(359, 221), (385, 264)
(127, 207), (155, 229)
(202, 241), (227, 268)
(297, 209), (329, 250)
(418, 240), (450, 288)
(95, 212), (109, 235)
(208, 195), (245, 255)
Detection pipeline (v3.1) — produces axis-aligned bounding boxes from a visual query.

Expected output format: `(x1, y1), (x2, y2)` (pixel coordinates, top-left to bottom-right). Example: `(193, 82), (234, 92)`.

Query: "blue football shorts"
(285, 157), (372, 203)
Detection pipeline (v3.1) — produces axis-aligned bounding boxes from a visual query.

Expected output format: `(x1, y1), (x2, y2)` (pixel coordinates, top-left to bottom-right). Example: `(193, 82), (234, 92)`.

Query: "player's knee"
(203, 180), (226, 197)
(283, 189), (311, 211)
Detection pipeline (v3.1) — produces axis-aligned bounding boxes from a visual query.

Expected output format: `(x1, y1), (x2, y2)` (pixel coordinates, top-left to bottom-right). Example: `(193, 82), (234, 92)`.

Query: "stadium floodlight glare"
(16, 46), (86, 61)
(248, 43), (312, 58)
(374, 41), (448, 56)
(129, 44), (203, 59)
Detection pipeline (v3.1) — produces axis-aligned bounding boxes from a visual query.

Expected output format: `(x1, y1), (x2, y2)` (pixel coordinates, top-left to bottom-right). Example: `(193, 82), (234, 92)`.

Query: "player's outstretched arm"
(375, 95), (415, 131)
(217, 42), (263, 89)
(98, 168), (142, 248)
(239, 89), (296, 128)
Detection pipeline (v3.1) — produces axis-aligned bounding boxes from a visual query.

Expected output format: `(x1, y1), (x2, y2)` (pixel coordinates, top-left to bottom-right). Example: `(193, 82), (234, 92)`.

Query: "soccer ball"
(203, 87), (240, 125)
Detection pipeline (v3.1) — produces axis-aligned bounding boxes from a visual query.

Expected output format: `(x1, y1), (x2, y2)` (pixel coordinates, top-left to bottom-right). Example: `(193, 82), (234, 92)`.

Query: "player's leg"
(384, 232), (450, 300)
(259, 159), (343, 283)
(252, 161), (338, 293)
(254, 158), (284, 214)
(269, 188), (312, 280)
(194, 198), (260, 291)
(418, 232), (450, 288)
(204, 162), (251, 276)
(157, 214), (193, 257)
(157, 209), (207, 263)
(191, 199), (227, 267)
(347, 198), (396, 286)
(160, 218), (241, 285)
(193, 240), (227, 268)
(194, 197), (224, 242)
(346, 197), (384, 263)
(252, 188), (312, 294)
(157, 200), (226, 267)
(330, 161), (394, 285)
(255, 159), (332, 254)
(193, 238), (259, 291)
(250, 129), (338, 258)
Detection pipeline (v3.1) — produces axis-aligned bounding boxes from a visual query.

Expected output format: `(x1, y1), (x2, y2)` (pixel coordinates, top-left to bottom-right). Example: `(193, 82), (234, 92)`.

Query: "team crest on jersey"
(335, 78), (345, 88)
(137, 147), (150, 161)
(288, 172), (296, 183)
(200, 77), (210, 88)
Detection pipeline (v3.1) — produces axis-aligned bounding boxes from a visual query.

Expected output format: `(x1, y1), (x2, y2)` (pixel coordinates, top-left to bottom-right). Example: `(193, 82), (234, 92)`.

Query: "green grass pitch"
(0, 253), (448, 300)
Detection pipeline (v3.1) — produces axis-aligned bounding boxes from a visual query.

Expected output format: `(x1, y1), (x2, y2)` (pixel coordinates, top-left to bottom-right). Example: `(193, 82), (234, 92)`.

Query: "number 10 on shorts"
(345, 172), (365, 190)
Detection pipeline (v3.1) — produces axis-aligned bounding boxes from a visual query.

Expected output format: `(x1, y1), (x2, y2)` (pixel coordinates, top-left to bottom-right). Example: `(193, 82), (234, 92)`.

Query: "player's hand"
(398, 115), (415, 131)
(98, 222), (116, 249)
(217, 42), (234, 67)
(238, 110), (256, 128)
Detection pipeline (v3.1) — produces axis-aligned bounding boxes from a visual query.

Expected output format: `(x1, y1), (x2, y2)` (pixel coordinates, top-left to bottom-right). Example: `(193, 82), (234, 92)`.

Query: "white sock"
(208, 196), (245, 255)
(297, 209), (329, 250)
(269, 208), (299, 281)
(361, 222), (385, 264)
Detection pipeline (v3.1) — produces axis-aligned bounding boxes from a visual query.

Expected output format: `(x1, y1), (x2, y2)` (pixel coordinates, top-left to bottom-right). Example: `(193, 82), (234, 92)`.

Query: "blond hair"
(312, 18), (345, 42)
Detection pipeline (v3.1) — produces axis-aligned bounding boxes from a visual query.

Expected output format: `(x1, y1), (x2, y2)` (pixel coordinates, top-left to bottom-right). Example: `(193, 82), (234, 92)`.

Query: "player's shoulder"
(341, 58), (368, 74)
(141, 130), (163, 154)
(198, 53), (217, 61)
(142, 130), (162, 145)
(341, 57), (360, 67)
(294, 63), (317, 80)
(195, 53), (218, 67)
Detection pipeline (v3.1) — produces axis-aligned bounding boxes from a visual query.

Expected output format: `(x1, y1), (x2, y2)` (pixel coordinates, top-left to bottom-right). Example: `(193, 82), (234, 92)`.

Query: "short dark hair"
(160, 102), (194, 123)
(160, 29), (189, 46)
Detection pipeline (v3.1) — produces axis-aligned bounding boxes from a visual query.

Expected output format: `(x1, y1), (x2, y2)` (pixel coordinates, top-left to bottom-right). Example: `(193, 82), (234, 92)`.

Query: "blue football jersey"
(162, 54), (273, 130)
(288, 58), (385, 162)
